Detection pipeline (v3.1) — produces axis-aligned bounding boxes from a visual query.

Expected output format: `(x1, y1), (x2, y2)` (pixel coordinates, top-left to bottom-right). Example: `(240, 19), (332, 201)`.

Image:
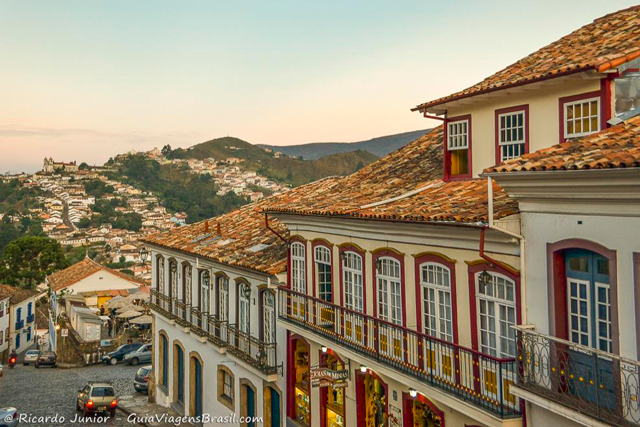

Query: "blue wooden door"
(16, 333), (20, 349)
(247, 386), (255, 427)
(194, 358), (202, 417)
(270, 388), (281, 427)
(177, 346), (184, 404)
(565, 250), (615, 410)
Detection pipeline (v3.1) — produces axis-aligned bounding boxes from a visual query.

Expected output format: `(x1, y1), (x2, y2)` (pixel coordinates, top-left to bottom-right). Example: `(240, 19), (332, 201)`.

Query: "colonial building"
(143, 200), (296, 426)
(0, 291), (11, 362)
(485, 117), (640, 426)
(42, 157), (79, 173)
(0, 285), (38, 355)
(262, 6), (640, 427)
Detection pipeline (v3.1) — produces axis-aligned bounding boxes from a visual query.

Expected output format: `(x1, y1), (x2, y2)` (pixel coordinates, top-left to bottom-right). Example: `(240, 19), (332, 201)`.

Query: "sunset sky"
(0, 0), (635, 173)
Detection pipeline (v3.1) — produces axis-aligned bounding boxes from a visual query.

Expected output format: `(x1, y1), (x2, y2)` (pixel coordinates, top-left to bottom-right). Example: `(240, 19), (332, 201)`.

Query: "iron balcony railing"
(150, 289), (280, 376)
(516, 326), (640, 426)
(26, 313), (35, 324)
(278, 287), (520, 418)
(228, 323), (278, 376)
(15, 319), (24, 330)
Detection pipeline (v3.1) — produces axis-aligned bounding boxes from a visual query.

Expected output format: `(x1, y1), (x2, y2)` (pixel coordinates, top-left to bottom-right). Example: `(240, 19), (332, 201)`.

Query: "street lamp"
(321, 346), (328, 353)
(139, 246), (149, 263)
(360, 365), (367, 374)
(478, 269), (492, 292)
(409, 388), (418, 398)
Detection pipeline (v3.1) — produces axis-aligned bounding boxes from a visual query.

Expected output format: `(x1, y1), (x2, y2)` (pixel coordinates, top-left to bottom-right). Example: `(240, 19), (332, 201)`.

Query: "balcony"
(27, 313), (34, 324)
(15, 319), (24, 330)
(150, 289), (280, 376)
(278, 288), (520, 419)
(516, 327), (640, 426)
(228, 324), (278, 376)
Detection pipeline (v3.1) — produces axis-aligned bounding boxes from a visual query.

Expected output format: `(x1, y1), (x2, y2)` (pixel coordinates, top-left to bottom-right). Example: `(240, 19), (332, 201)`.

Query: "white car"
(23, 350), (40, 366)
(0, 407), (18, 427)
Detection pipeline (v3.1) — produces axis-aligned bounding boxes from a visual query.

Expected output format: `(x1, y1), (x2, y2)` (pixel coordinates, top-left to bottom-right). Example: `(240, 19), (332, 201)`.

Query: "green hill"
(164, 137), (378, 186)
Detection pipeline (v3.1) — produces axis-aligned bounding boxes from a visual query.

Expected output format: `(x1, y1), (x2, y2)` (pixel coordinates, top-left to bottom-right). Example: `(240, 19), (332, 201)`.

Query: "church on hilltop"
(42, 157), (79, 173)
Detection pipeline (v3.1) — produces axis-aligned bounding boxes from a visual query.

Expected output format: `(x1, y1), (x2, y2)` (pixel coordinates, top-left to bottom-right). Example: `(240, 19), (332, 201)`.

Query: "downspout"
(485, 176), (527, 325)
(264, 213), (289, 245)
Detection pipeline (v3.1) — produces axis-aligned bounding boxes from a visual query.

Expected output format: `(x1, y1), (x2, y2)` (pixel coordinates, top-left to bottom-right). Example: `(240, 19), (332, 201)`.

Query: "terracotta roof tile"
(0, 284), (38, 304)
(47, 257), (147, 292)
(414, 6), (640, 111)
(264, 126), (517, 224)
(484, 115), (640, 173)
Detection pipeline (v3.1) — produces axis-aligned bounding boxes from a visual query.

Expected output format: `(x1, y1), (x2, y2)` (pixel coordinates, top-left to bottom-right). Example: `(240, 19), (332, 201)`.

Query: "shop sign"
(310, 367), (349, 388)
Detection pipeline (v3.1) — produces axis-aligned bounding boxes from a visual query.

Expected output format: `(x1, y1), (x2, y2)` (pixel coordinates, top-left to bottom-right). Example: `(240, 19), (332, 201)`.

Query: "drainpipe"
(264, 213), (289, 245)
(485, 176), (527, 324)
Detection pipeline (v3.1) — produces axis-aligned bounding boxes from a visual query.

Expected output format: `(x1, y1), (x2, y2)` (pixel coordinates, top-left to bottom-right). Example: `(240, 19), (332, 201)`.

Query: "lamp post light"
(139, 246), (149, 264)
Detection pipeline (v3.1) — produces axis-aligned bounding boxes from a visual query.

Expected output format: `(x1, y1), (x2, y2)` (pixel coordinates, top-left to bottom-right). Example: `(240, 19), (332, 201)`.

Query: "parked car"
(76, 382), (118, 417)
(124, 343), (152, 366)
(23, 350), (40, 366)
(35, 351), (57, 368)
(102, 342), (143, 365)
(0, 407), (18, 427)
(133, 365), (151, 393)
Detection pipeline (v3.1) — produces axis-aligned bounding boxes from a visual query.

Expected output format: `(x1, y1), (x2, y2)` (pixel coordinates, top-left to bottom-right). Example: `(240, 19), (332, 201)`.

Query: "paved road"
(0, 362), (144, 426)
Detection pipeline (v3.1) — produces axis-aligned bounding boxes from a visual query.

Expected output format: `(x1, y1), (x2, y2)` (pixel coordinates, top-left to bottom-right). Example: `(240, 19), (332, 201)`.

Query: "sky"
(0, 0), (636, 173)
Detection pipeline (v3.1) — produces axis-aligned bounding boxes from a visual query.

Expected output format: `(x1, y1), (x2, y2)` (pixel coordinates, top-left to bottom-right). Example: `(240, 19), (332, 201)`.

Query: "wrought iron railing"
(27, 314), (35, 324)
(150, 289), (279, 376)
(15, 319), (24, 330)
(278, 287), (520, 418)
(228, 324), (278, 376)
(174, 300), (190, 327)
(516, 327), (640, 426)
(189, 307), (209, 336)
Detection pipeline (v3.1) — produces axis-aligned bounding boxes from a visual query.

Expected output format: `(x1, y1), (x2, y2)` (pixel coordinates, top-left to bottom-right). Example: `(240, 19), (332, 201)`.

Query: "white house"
(0, 285), (38, 355)
(0, 292), (11, 361)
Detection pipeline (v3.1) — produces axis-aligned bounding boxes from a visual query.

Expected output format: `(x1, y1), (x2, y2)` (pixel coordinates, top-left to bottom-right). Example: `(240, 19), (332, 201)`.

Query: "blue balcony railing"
(27, 313), (34, 324)
(15, 319), (24, 330)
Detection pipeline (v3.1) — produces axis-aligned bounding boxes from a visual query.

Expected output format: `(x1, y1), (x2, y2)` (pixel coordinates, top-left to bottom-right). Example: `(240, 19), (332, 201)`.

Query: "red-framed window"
(372, 249), (406, 327)
(287, 334), (311, 426)
(338, 244), (367, 314)
(289, 237), (308, 294)
(494, 105), (529, 164)
(559, 90), (604, 142)
(312, 239), (333, 303)
(414, 252), (459, 345)
(444, 114), (472, 180)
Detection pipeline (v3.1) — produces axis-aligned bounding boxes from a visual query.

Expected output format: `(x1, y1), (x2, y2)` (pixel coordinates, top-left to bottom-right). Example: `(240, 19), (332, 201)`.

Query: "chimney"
(217, 222), (222, 235)
(204, 220), (209, 232)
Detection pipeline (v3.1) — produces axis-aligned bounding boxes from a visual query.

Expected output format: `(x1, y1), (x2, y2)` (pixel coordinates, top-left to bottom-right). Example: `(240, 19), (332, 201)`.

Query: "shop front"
(315, 350), (348, 427)
(356, 369), (388, 427)
(288, 335), (311, 426)
(402, 393), (444, 427)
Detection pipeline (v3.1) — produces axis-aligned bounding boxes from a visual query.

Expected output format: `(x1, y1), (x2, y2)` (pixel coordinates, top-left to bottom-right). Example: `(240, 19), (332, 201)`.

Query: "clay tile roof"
(141, 197), (291, 276)
(264, 126), (518, 224)
(0, 284), (38, 304)
(484, 115), (640, 174)
(47, 257), (147, 292)
(413, 6), (640, 112)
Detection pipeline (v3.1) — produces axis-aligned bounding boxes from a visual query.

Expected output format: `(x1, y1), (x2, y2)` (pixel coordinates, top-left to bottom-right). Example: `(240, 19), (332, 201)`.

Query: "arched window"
(182, 264), (192, 304)
(314, 246), (332, 302)
(217, 275), (229, 322)
(239, 283), (251, 334)
(376, 257), (402, 326)
(160, 333), (169, 388)
(476, 272), (516, 358)
(262, 290), (276, 343)
(421, 263), (453, 342)
(156, 256), (165, 293)
(291, 242), (306, 294)
(342, 252), (363, 312)
(169, 260), (178, 300)
(199, 270), (211, 313)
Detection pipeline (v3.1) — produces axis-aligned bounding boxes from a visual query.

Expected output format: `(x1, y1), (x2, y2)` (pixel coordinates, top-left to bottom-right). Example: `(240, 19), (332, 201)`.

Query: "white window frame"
(291, 242), (306, 294)
(595, 282), (612, 353)
(376, 257), (403, 326)
(315, 246), (332, 301)
(420, 262), (453, 342)
(200, 270), (211, 313)
(239, 283), (251, 334)
(342, 252), (363, 312)
(262, 291), (276, 343)
(476, 272), (517, 358)
(564, 97), (600, 139)
(498, 110), (526, 161)
(218, 275), (229, 322)
(447, 119), (469, 150)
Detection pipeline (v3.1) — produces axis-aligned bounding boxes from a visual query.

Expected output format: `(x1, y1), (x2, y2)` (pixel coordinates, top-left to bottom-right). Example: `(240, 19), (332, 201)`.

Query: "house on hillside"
(0, 292), (10, 362)
(0, 285), (38, 356)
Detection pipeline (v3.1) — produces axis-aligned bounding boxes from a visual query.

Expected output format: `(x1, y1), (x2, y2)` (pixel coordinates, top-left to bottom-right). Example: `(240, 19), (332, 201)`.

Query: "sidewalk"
(118, 394), (192, 427)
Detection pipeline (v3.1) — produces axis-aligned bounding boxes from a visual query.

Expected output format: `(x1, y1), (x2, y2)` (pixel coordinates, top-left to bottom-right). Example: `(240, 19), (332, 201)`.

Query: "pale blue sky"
(0, 0), (636, 172)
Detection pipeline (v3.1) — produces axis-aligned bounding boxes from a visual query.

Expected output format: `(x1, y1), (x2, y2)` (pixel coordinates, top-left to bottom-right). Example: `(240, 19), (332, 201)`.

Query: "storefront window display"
(322, 354), (345, 427)
(363, 373), (387, 427)
(294, 340), (311, 426)
(403, 393), (444, 427)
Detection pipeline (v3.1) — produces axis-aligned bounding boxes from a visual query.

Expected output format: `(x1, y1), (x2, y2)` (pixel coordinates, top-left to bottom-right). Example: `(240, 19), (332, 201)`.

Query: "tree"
(0, 236), (68, 289)
(79, 162), (89, 170)
(161, 145), (173, 157)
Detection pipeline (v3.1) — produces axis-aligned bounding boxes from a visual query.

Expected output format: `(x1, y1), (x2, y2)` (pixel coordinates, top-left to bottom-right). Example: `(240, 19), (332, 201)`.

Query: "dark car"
(133, 365), (151, 393)
(35, 351), (57, 368)
(102, 343), (143, 365)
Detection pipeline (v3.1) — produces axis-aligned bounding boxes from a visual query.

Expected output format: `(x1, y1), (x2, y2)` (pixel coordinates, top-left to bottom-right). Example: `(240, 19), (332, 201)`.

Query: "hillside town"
(0, 4), (639, 427)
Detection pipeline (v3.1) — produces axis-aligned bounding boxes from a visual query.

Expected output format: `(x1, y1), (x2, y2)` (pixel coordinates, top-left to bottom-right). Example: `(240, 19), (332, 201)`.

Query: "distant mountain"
(258, 129), (431, 160)
(164, 137), (379, 187)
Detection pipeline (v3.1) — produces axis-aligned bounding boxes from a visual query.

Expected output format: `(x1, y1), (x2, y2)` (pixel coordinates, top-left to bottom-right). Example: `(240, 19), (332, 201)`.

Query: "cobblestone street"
(0, 362), (144, 426)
